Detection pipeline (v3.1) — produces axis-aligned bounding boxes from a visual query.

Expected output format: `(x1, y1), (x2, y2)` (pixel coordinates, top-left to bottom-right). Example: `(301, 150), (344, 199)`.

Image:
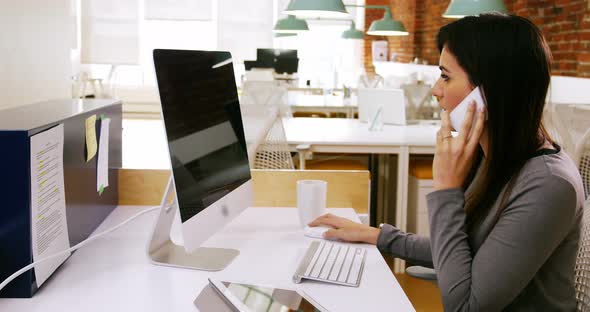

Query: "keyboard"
(293, 240), (366, 287)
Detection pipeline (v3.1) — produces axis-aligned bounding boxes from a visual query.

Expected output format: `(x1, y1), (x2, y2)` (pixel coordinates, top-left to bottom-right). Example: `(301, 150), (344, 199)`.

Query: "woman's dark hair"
(436, 13), (553, 228)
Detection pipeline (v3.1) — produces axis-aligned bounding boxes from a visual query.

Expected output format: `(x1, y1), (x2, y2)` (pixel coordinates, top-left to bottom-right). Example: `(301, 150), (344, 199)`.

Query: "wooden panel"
(251, 169), (370, 213)
(394, 272), (443, 312)
(118, 169), (171, 205)
(118, 169), (370, 213)
(382, 254), (443, 311)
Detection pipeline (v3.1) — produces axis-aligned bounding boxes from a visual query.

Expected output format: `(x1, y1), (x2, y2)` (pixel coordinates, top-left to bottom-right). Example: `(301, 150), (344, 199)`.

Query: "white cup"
(296, 180), (328, 228)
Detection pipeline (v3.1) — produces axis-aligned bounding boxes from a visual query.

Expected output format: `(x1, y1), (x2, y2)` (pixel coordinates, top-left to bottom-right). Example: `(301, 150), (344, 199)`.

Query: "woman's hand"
(433, 102), (486, 190)
(308, 213), (381, 244)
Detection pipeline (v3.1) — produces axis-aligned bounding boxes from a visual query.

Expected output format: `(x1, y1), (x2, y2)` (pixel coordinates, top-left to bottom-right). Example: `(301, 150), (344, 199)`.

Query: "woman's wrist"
(433, 180), (462, 191)
(363, 226), (382, 245)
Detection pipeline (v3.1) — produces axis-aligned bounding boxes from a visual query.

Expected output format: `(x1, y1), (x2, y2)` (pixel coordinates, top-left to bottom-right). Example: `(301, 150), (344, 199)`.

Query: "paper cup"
(296, 180), (328, 227)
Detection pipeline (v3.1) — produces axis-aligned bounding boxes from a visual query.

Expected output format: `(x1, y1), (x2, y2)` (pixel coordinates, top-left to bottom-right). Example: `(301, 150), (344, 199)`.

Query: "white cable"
(0, 205), (161, 292)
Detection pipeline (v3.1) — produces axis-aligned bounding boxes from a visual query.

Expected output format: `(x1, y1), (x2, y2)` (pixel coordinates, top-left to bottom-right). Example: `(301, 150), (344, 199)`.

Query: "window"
(83, 0), (365, 89)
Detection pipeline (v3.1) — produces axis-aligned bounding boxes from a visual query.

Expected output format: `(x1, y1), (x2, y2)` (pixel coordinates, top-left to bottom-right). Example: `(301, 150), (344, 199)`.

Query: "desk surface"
(283, 117), (439, 149)
(0, 206), (414, 311)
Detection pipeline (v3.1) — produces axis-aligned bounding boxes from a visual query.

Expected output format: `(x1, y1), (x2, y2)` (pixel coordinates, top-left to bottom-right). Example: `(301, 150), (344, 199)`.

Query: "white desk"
(0, 206), (414, 311)
(283, 117), (439, 272)
(284, 117), (438, 152)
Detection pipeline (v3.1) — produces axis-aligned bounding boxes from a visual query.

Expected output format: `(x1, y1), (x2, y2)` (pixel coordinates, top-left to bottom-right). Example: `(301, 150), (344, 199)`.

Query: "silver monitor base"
(150, 243), (239, 271)
(147, 177), (239, 271)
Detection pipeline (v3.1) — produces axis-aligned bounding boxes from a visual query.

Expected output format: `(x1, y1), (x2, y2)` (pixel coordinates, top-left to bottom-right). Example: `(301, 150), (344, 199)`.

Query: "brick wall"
(364, 0), (590, 77)
(386, 1), (416, 63)
(414, 0), (449, 65)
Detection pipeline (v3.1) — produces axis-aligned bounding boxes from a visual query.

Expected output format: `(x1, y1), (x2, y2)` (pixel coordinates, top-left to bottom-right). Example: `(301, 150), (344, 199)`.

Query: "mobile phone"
(448, 86), (486, 135)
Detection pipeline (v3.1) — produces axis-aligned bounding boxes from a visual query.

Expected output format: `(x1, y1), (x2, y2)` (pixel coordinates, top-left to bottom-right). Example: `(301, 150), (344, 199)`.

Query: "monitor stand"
(147, 177), (239, 271)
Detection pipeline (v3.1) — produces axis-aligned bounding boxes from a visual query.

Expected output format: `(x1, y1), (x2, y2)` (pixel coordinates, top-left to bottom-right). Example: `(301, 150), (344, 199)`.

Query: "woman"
(310, 13), (585, 311)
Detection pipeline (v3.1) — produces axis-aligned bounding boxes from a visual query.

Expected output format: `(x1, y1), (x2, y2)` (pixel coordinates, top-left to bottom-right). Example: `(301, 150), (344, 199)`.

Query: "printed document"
(30, 124), (70, 287)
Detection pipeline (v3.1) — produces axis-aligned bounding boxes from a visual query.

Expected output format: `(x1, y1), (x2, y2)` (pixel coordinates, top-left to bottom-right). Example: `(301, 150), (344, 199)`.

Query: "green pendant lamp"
(273, 15), (309, 34)
(367, 9), (408, 36)
(284, 0), (349, 18)
(342, 21), (364, 40)
(443, 0), (508, 19)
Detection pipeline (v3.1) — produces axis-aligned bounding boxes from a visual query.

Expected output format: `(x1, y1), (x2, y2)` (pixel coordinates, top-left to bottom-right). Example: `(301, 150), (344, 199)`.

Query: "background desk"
(283, 117), (439, 272)
(0, 206), (414, 311)
(289, 94), (357, 119)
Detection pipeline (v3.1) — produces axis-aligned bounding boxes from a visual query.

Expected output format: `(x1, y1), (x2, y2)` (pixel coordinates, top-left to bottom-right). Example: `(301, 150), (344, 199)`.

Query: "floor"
(383, 254), (443, 312)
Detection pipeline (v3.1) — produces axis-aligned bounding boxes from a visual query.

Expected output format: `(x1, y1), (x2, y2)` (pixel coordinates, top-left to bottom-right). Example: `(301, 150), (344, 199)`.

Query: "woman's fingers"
(308, 213), (341, 228)
(323, 229), (341, 240)
(440, 110), (453, 137)
(436, 110), (453, 147)
(323, 228), (358, 242)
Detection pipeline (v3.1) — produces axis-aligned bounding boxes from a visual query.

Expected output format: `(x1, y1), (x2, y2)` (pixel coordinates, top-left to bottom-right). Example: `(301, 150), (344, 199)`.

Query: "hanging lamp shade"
(273, 15), (309, 34)
(284, 0), (349, 18)
(274, 33), (298, 38)
(367, 10), (408, 36)
(342, 21), (364, 39)
(443, 0), (508, 19)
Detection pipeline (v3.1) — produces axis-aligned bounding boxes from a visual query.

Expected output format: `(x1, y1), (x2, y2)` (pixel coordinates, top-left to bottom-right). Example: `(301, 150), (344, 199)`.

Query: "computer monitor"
(357, 88), (407, 125)
(244, 60), (258, 71)
(274, 58), (299, 75)
(256, 48), (298, 71)
(149, 49), (253, 271)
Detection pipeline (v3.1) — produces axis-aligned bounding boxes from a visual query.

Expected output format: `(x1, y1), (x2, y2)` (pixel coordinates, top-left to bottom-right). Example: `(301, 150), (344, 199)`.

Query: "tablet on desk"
(194, 278), (329, 312)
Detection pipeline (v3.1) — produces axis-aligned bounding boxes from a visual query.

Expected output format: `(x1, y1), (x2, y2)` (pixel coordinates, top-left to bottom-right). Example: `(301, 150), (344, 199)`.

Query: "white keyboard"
(293, 240), (366, 287)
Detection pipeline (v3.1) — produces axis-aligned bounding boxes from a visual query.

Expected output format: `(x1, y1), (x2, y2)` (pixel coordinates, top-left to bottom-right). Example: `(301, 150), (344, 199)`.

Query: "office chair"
(401, 81), (434, 120)
(405, 265), (437, 282)
(253, 117), (295, 170)
(383, 75), (408, 89)
(549, 104), (590, 155)
(575, 128), (590, 200)
(241, 81), (291, 117)
(358, 74), (384, 89)
(575, 199), (590, 311)
(240, 79), (294, 170)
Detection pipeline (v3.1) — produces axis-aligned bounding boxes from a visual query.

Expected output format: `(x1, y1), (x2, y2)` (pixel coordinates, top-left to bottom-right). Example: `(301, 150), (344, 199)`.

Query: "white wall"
(549, 76), (590, 105)
(0, 0), (73, 109)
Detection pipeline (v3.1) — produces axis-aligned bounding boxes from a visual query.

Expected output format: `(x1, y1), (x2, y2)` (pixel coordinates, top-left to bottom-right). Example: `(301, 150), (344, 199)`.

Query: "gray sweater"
(377, 148), (585, 311)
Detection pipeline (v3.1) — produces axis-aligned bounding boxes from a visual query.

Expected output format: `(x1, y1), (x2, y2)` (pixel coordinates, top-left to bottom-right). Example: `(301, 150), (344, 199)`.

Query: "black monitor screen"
(256, 48), (298, 68)
(153, 49), (251, 223)
(274, 58), (299, 74)
(243, 60), (259, 71)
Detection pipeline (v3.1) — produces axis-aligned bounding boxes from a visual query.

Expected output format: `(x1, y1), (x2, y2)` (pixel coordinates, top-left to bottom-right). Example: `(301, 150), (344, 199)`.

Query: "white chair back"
(575, 199), (590, 311)
(575, 129), (590, 199)
(550, 104), (590, 155)
(241, 81), (291, 117)
(253, 117), (294, 170)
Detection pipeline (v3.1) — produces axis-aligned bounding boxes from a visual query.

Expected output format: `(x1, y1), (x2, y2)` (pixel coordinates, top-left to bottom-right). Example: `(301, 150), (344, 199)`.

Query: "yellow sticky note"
(85, 114), (97, 162)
